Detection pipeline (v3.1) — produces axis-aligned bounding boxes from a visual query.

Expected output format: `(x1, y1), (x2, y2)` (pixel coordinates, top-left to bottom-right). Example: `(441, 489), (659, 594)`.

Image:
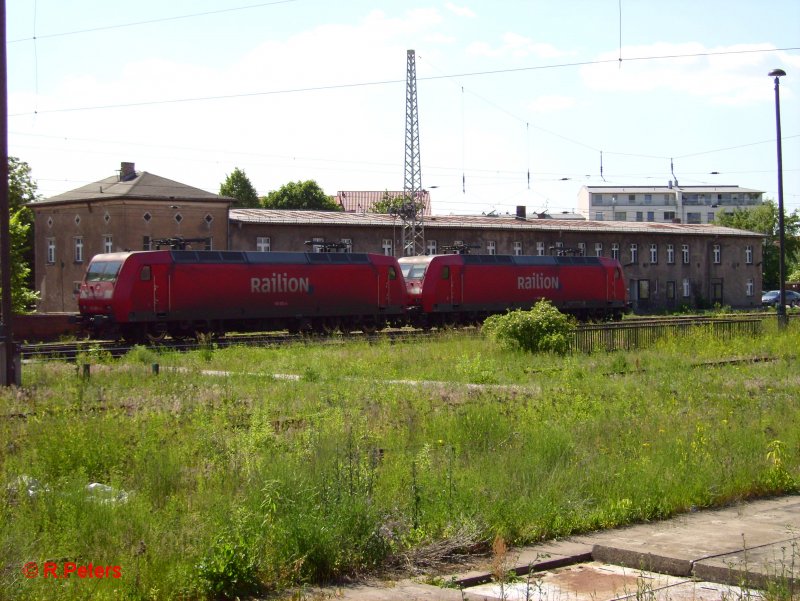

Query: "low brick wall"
(12, 313), (81, 342)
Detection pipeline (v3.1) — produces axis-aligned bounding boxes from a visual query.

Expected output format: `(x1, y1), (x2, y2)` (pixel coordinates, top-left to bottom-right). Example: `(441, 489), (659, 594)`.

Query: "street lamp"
(769, 68), (787, 328)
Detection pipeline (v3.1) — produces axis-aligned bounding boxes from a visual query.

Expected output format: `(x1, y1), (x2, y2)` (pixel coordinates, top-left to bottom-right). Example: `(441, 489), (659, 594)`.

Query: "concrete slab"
(693, 539), (800, 589)
(308, 496), (800, 600)
(465, 562), (763, 601)
(573, 496), (800, 586)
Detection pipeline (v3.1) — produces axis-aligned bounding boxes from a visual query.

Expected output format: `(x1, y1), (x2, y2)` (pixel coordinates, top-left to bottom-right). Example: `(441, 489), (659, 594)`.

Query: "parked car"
(761, 289), (800, 307)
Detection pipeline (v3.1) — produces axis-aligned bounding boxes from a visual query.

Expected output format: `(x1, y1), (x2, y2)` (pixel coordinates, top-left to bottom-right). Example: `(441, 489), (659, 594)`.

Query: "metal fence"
(572, 317), (764, 353)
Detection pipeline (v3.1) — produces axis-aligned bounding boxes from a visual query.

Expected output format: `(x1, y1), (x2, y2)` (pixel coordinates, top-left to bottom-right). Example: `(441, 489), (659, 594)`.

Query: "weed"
(195, 533), (260, 599)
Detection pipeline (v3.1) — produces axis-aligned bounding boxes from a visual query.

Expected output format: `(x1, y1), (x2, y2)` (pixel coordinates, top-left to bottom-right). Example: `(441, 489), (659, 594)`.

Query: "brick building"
(31, 162), (231, 312)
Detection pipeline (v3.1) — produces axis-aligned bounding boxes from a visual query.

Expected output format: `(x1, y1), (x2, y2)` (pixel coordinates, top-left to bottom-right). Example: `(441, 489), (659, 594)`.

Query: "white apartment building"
(577, 184), (764, 225)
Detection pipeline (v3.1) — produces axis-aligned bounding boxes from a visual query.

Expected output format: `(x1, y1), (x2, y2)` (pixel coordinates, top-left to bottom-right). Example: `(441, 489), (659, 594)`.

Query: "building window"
(638, 280), (650, 300)
(204, 238), (213, 250)
(745, 245), (753, 265)
(611, 243), (620, 260)
(426, 239), (437, 255)
(486, 240), (496, 255)
(629, 243), (638, 263)
(636, 211), (643, 222)
(595, 211), (604, 221)
(513, 241), (523, 256)
(382, 238), (393, 256)
(256, 237), (271, 252)
(649, 244), (657, 264)
(628, 194), (635, 202)
(746, 279), (754, 297)
(664, 211), (676, 221)
(614, 211), (627, 221)
(644, 194), (652, 203)
(707, 212), (715, 223)
(592, 193), (603, 205)
(143, 236), (152, 251)
(74, 237), (84, 263)
(174, 213), (183, 224)
(666, 281), (676, 300)
(577, 242), (586, 256)
(595, 242), (603, 257)
(666, 244), (675, 264)
(713, 244), (721, 264)
(103, 235), (113, 254)
(46, 238), (55, 264)
(143, 212), (152, 223)
(647, 211), (655, 222)
(682, 244), (690, 265)
(536, 241), (545, 256)
(687, 212), (701, 224)
(341, 238), (353, 252)
(682, 278), (691, 298)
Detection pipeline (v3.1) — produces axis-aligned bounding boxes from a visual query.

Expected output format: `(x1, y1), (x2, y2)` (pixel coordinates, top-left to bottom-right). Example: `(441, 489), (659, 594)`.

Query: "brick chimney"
(120, 162), (136, 182)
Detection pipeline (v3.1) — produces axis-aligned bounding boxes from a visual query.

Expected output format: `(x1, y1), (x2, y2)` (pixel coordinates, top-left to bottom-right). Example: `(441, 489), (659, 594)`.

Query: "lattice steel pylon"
(402, 49), (425, 256)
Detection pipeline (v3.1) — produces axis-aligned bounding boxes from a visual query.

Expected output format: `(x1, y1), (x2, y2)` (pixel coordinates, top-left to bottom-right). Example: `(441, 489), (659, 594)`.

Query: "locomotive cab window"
(388, 266), (397, 280)
(140, 266), (152, 281)
(85, 260), (123, 282)
(441, 266), (450, 280)
(401, 264), (428, 280)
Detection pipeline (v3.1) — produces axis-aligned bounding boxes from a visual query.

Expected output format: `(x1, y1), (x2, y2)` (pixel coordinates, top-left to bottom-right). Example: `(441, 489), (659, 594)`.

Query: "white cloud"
(467, 33), (569, 59)
(445, 2), (476, 18)
(580, 42), (786, 106)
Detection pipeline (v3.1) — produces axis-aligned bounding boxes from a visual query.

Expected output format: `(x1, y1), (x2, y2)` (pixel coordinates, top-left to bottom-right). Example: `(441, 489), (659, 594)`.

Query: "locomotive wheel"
(319, 318), (339, 335)
(146, 323), (168, 343)
(360, 320), (378, 335)
(120, 325), (145, 345)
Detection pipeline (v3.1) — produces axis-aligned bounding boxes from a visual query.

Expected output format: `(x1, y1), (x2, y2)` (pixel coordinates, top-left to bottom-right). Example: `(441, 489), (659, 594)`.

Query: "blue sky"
(7, 0), (800, 215)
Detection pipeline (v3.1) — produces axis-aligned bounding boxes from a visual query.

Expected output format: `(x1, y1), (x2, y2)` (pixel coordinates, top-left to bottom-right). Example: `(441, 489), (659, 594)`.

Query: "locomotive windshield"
(400, 263), (428, 280)
(85, 260), (123, 282)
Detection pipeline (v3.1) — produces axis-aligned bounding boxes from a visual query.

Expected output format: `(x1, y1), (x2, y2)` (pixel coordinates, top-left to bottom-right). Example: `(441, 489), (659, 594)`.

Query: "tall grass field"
(1, 322), (798, 599)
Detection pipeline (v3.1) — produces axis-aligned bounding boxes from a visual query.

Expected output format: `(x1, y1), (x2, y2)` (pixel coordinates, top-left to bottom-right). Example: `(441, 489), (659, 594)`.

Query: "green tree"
(5, 157), (40, 312)
(261, 180), (342, 211)
(715, 201), (800, 289)
(7, 211), (38, 312)
(369, 190), (424, 216)
(219, 167), (260, 208)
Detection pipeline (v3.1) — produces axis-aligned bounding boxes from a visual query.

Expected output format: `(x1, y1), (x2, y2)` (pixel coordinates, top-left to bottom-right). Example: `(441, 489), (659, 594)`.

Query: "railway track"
(18, 328), (435, 361)
(17, 311), (791, 361)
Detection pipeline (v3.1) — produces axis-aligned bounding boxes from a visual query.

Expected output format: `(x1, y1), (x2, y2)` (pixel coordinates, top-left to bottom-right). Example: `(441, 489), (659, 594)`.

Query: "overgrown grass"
(1, 321), (799, 599)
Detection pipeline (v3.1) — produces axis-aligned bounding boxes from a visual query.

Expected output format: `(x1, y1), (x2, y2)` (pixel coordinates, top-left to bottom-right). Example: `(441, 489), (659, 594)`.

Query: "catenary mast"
(401, 49), (425, 256)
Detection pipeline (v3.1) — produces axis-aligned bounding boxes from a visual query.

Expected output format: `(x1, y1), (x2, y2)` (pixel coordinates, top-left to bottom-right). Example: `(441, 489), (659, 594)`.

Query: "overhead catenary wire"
(7, 0), (299, 44)
(11, 46), (799, 121)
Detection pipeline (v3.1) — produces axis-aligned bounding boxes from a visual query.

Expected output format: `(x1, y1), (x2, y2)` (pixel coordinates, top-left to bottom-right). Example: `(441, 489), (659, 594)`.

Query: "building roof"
(229, 209), (762, 238)
(34, 162), (232, 206)
(581, 185), (763, 195)
(335, 190), (432, 215)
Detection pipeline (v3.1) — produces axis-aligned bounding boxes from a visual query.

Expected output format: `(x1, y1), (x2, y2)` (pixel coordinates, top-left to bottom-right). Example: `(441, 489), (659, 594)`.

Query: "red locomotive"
(398, 254), (628, 327)
(78, 250), (407, 342)
(78, 250), (628, 342)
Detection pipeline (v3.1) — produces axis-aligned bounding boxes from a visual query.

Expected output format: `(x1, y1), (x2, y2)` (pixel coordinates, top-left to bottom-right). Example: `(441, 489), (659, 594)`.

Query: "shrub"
(482, 300), (576, 355)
